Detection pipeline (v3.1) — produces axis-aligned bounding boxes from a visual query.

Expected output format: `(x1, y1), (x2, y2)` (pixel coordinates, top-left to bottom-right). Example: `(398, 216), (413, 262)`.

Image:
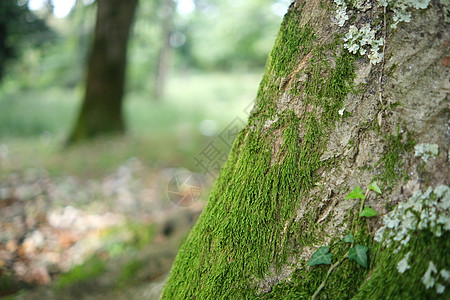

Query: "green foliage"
(368, 182), (382, 194)
(3, 0), (285, 93)
(308, 247), (333, 266)
(1, 2), (93, 90)
(307, 182), (382, 298)
(360, 207), (378, 217)
(343, 233), (354, 243)
(0, 0), (56, 81)
(184, 0), (289, 70)
(345, 185), (365, 200)
(348, 244), (368, 268)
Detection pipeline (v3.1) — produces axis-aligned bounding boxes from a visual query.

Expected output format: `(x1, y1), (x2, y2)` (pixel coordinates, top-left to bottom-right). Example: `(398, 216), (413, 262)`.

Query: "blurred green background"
(0, 0), (290, 298)
(0, 0), (291, 175)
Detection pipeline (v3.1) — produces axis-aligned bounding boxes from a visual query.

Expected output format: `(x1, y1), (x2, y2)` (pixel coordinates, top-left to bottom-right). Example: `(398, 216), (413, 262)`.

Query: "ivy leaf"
(345, 186), (365, 200)
(359, 206), (378, 217)
(343, 233), (354, 243)
(368, 182), (382, 194)
(307, 247), (332, 266)
(348, 244), (368, 268)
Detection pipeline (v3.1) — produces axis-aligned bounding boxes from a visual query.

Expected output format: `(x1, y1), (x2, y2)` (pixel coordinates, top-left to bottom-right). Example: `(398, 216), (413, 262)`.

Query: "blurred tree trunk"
(161, 0), (449, 299)
(153, 0), (175, 100)
(68, 0), (138, 144)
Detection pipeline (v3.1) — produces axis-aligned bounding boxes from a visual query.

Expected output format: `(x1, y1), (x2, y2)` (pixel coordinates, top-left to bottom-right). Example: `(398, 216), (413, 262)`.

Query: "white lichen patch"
(263, 116), (279, 129)
(436, 283), (446, 294)
(333, 0), (349, 26)
(379, 0), (431, 28)
(436, 269), (449, 293)
(421, 261), (437, 289)
(333, 0), (432, 63)
(419, 261), (447, 293)
(344, 24), (384, 64)
(414, 143), (439, 162)
(375, 186), (450, 292)
(397, 251), (411, 273)
(440, 269), (450, 280)
(374, 185), (450, 246)
(441, 0), (450, 23)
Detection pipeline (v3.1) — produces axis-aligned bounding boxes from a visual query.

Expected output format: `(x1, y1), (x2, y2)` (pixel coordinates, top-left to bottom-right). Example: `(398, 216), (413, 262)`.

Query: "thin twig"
(378, 6), (387, 105)
(311, 253), (349, 300)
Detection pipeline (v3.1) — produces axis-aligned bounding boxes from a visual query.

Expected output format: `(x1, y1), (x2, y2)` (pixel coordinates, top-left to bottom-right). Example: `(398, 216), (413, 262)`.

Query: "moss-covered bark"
(67, 0), (138, 144)
(162, 0), (449, 298)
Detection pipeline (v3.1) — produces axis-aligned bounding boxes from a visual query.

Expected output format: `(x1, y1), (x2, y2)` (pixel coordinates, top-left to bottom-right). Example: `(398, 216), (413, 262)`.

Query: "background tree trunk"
(162, 0), (449, 298)
(68, 0), (138, 144)
(153, 0), (175, 100)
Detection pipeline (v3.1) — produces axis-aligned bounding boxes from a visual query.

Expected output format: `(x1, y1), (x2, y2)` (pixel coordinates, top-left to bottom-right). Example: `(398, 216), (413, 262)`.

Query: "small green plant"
(307, 247), (332, 266)
(348, 244), (369, 268)
(309, 182), (382, 299)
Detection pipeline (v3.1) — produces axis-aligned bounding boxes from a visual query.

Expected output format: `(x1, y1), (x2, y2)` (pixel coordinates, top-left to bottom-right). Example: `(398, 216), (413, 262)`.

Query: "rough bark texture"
(68, 0), (138, 143)
(162, 0), (449, 299)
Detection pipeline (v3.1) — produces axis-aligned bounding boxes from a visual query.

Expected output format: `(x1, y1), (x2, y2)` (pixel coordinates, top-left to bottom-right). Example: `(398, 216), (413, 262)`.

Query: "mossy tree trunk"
(68, 0), (138, 144)
(162, 0), (449, 299)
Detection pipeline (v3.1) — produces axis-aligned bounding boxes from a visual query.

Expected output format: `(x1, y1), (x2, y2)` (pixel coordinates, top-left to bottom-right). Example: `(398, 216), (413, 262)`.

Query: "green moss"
(270, 16), (315, 79)
(356, 185), (450, 299)
(375, 128), (415, 189)
(387, 101), (402, 110)
(162, 4), (360, 299)
(264, 259), (368, 300)
(321, 259), (367, 298)
(264, 210), (373, 299)
(387, 62), (398, 77)
(354, 231), (450, 299)
(289, 42), (357, 125)
(161, 114), (309, 299)
(250, 6), (316, 124)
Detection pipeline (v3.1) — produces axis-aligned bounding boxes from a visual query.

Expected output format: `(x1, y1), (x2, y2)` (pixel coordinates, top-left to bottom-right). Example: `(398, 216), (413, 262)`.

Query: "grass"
(0, 71), (262, 178)
(55, 254), (107, 289)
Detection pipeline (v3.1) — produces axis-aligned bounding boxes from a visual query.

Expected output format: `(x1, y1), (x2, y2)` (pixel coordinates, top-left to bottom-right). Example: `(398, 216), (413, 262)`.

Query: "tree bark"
(162, 0), (449, 298)
(68, 0), (138, 144)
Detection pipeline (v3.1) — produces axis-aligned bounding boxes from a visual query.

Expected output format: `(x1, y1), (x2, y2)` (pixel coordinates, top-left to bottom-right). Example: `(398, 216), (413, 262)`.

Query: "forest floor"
(0, 146), (208, 299)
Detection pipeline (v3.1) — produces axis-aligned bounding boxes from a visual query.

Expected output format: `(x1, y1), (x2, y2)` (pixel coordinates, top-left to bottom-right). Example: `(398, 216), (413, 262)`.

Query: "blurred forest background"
(0, 0), (290, 298)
